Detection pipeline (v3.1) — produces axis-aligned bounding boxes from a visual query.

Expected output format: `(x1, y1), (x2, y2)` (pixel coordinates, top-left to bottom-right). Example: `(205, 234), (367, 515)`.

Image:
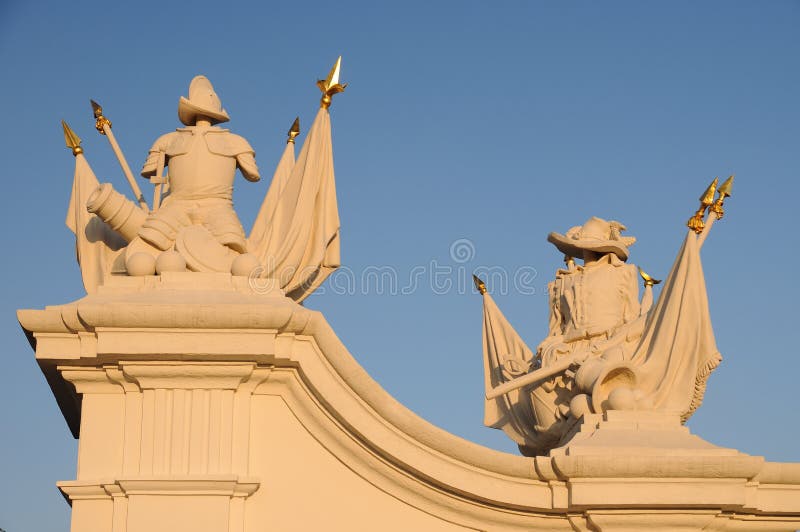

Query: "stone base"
(18, 273), (800, 531)
(536, 411), (800, 530)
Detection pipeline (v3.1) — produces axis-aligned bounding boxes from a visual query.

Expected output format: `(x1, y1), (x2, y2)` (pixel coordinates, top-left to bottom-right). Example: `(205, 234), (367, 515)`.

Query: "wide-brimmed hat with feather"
(178, 75), (230, 126)
(547, 217), (636, 261)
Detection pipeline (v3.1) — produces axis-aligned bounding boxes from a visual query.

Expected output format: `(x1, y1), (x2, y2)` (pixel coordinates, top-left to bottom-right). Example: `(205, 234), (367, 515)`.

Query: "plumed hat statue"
(476, 178), (736, 456)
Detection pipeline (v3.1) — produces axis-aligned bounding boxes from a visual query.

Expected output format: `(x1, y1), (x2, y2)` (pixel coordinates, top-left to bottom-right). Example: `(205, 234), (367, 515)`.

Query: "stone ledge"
(58, 475), (260, 502)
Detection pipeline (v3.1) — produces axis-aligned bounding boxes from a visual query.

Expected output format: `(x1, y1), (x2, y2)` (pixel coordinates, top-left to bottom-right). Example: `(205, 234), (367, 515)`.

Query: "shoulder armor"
(145, 131), (177, 152)
(142, 131), (185, 175)
(164, 130), (195, 157)
(204, 131), (255, 157)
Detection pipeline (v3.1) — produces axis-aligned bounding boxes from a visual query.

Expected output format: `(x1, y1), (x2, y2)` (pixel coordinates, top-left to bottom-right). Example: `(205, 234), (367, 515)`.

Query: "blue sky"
(1, 1), (799, 529)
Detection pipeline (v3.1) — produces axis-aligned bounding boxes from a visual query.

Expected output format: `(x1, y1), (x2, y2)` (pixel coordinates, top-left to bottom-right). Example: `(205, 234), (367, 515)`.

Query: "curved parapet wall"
(18, 273), (800, 531)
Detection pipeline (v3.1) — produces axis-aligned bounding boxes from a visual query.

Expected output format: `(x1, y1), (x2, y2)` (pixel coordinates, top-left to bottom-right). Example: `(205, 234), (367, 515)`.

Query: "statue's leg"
(204, 202), (248, 254)
(138, 200), (190, 251)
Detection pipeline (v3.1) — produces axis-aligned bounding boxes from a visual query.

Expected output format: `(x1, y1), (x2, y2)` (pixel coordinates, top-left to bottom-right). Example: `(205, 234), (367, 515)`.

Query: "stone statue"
(527, 218), (646, 448)
(479, 189), (729, 455)
(95, 74), (267, 276)
(138, 75), (259, 255)
(538, 217), (641, 370)
(63, 61), (344, 300)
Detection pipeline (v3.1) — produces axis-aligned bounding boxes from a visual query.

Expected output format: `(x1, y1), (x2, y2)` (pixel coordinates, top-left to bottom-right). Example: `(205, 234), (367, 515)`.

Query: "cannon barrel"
(86, 183), (147, 242)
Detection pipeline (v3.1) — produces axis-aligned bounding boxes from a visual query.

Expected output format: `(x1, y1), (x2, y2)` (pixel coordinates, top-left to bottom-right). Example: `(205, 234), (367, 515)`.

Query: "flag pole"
(90, 99), (149, 213)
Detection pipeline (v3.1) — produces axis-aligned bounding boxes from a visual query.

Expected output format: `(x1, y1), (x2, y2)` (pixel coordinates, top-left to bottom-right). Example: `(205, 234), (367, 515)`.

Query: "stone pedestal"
(20, 273), (284, 532)
(56, 361), (262, 532)
(537, 411), (800, 530)
(18, 273), (800, 531)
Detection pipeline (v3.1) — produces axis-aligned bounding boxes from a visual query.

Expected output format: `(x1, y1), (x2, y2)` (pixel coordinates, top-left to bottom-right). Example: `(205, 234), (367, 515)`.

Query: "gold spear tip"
(90, 99), (103, 118)
(317, 56), (347, 109)
(324, 56), (342, 88)
(718, 174), (734, 198)
(287, 117), (300, 143)
(710, 174), (734, 218)
(638, 267), (662, 286)
(61, 120), (83, 156)
(699, 176), (719, 205)
(90, 99), (111, 134)
(472, 274), (487, 295)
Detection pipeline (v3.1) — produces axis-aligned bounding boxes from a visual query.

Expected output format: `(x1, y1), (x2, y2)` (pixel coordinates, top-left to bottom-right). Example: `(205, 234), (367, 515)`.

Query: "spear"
(473, 274), (487, 295)
(61, 120), (83, 156)
(287, 116), (300, 144)
(686, 177), (718, 235)
(317, 56), (347, 110)
(90, 99), (149, 213)
(697, 175), (734, 248)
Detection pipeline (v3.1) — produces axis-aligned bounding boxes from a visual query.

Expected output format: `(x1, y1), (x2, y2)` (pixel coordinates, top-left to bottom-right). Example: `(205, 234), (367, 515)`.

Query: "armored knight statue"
(138, 75), (259, 255)
(63, 61), (344, 299)
(117, 75), (263, 275)
(478, 183), (729, 455)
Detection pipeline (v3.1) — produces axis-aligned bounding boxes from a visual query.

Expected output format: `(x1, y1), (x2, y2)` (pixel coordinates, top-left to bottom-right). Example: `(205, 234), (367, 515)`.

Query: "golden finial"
(687, 177), (719, 234)
(61, 120), (83, 156)
(287, 117), (300, 144)
(317, 56), (347, 109)
(90, 99), (111, 135)
(699, 177), (719, 205)
(472, 274), (487, 295)
(638, 267), (662, 287)
(710, 175), (734, 219)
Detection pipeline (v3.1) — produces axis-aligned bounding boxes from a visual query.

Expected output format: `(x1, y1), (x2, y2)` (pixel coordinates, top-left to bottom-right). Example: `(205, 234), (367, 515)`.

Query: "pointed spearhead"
(287, 117), (300, 144)
(61, 120), (83, 156)
(473, 274), (487, 295)
(711, 174), (734, 218)
(317, 56), (347, 109)
(90, 99), (111, 134)
(638, 267), (661, 287)
(688, 176), (719, 233)
(327, 56), (342, 87)
(699, 176), (719, 206)
(717, 175), (734, 199)
(90, 99), (103, 119)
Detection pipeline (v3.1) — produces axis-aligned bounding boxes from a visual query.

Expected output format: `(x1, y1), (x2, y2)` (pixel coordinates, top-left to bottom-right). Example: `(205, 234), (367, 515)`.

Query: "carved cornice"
(58, 476), (260, 502)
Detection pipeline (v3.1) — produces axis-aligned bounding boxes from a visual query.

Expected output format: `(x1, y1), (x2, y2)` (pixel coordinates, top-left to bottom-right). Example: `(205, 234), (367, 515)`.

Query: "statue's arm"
(546, 280), (562, 337)
(622, 264), (641, 323)
(220, 133), (259, 182)
(236, 152), (260, 182)
(140, 133), (174, 177)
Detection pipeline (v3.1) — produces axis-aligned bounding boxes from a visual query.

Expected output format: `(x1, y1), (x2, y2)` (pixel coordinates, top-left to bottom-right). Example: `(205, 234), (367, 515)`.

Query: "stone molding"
(18, 274), (800, 531)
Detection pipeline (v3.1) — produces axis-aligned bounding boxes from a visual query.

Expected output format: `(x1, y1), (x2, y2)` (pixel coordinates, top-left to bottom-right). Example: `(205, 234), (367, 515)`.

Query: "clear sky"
(1, 1), (799, 529)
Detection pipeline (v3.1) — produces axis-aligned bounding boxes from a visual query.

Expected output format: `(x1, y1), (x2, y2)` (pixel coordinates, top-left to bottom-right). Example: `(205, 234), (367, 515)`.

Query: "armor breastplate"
(166, 130), (237, 200)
